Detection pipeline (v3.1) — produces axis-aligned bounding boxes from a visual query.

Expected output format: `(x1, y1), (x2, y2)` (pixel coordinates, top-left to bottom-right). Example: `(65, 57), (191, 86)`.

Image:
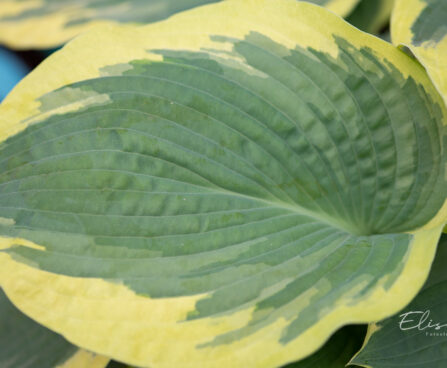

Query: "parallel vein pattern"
(0, 1), (446, 367)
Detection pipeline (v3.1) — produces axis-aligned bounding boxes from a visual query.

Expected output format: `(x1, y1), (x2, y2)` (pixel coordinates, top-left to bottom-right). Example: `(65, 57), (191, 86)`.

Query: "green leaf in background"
(0, 0), (446, 367)
(350, 235), (447, 368)
(0, 288), (109, 368)
(347, 0), (394, 35)
(392, 0), (447, 105)
(284, 325), (366, 368)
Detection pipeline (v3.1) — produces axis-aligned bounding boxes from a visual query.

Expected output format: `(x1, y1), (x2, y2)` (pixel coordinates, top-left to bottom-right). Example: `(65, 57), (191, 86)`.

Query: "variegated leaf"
(0, 0), (360, 49)
(0, 0), (446, 367)
(0, 0), (222, 49)
(392, 0), (447, 105)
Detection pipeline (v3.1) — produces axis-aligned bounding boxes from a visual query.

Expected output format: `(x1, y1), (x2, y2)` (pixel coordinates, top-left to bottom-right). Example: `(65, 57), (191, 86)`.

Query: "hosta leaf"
(347, 0), (395, 35)
(303, 0), (361, 17)
(284, 326), (365, 367)
(0, 0), (222, 49)
(350, 235), (447, 367)
(0, 0), (446, 367)
(391, 0), (447, 105)
(0, 0), (360, 50)
(0, 288), (109, 368)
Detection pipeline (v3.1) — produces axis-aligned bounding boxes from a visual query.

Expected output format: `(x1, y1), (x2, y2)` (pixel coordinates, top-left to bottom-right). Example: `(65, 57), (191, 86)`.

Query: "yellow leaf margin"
(0, 1), (446, 367)
(57, 350), (110, 368)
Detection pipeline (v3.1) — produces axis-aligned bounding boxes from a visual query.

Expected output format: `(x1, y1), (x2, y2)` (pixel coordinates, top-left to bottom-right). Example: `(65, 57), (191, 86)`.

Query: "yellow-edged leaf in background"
(0, 0), (446, 367)
(0, 0), (223, 49)
(392, 0), (447, 106)
(0, 0), (361, 49)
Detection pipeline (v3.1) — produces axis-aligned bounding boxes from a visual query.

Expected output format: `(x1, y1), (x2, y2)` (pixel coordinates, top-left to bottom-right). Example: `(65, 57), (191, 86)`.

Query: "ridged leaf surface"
(0, 1), (446, 367)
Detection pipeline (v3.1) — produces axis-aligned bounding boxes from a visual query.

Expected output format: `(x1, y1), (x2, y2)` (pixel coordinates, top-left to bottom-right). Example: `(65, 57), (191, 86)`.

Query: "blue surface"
(0, 48), (29, 101)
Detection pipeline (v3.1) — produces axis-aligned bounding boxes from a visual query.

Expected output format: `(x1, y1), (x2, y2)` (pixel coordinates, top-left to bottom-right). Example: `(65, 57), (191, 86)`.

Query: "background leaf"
(304, 0), (361, 17)
(0, 0), (223, 49)
(347, 0), (394, 34)
(0, 0), (361, 49)
(392, 0), (447, 105)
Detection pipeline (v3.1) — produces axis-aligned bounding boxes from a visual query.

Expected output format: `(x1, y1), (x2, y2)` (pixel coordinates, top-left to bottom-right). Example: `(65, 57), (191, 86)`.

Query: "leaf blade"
(0, 1), (446, 367)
